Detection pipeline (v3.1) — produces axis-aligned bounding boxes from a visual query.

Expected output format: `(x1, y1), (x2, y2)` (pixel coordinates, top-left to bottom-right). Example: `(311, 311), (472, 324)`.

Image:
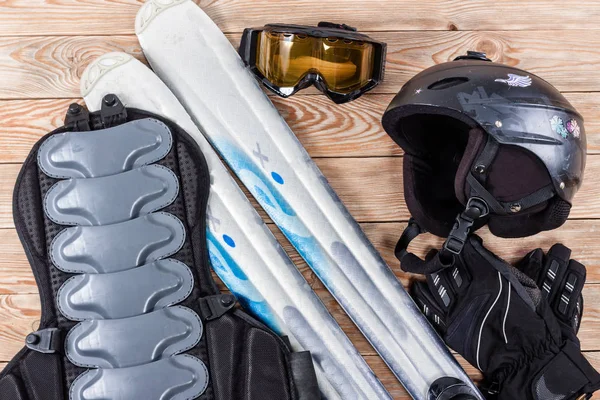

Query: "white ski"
(134, 1), (484, 398)
(81, 52), (391, 400)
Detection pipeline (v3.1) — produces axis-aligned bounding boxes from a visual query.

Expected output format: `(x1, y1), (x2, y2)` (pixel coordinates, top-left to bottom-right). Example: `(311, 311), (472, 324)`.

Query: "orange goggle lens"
(255, 30), (376, 94)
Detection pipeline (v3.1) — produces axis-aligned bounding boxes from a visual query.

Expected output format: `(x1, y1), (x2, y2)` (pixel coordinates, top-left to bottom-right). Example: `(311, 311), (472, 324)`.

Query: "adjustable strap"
(467, 174), (555, 215)
(531, 341), (600, 400)
(394, 217), (426, 261)
(471, 135), (499, 187)
(198, 293), (237, 321)
(25, 328), (63, 354)
(395, 219), (455, 275)
(290, 351), (320, 400)
(443, 197), (489, 256)
(467, 135), (555, 216)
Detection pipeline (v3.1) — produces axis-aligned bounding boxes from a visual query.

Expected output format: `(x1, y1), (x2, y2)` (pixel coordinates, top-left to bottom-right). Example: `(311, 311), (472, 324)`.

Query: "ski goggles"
(239, 22), (386, 103)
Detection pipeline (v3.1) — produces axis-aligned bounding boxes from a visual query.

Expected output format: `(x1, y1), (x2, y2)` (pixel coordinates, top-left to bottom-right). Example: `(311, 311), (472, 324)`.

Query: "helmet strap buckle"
(443, 197), (489, 255)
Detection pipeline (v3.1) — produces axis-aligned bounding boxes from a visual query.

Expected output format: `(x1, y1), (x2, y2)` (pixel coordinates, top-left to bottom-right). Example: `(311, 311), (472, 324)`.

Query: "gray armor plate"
(69, 355), (209, 400)
(44, 165), (179, 226)
(51, 212), (185, 274)
(66, 306), (202, 368)
(57, 259), (194, 320)
(38, 118), (172, 179)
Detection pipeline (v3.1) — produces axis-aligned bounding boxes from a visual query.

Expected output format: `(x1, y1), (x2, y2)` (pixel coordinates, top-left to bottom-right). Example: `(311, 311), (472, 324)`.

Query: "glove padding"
(402, 235), (600, 400)
(516, 244), (584, 339)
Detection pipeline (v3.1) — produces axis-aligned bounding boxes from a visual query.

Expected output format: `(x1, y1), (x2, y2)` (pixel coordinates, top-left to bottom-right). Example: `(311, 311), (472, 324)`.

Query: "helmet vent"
(428, 77), (469, 90)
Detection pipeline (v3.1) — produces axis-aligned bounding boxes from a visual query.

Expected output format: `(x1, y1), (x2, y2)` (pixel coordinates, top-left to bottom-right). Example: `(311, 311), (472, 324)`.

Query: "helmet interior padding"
(395, 113), (570, 238)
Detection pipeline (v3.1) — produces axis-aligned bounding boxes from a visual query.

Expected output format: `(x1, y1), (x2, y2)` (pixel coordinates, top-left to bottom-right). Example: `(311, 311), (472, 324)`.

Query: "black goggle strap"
(316, 21), (357, 32)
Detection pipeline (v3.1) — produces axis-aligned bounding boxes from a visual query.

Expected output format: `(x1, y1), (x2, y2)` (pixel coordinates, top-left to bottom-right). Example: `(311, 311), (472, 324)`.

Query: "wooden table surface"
(1, 1), (600, 398)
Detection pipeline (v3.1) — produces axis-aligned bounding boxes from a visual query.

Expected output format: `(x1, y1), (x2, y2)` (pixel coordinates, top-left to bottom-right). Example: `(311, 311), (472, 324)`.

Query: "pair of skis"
(81, 0), (483, 398)
(81, 52), (388, 400)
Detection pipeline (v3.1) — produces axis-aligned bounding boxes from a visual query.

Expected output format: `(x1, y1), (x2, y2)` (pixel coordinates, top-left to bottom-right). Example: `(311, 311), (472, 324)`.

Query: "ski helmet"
(382, 51), (585, 246)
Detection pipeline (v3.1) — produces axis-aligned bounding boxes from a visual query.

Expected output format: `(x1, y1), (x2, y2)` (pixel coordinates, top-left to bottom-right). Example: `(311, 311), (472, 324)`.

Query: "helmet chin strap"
(393, 196), (488, 269)
(443, 197), (489, 255)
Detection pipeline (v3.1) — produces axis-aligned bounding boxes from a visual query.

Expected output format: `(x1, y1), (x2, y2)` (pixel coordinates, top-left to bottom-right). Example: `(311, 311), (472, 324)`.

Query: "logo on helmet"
(566, 119), (581, 138)
(494, 74), (532, 88)
(550, 116), (569, 139)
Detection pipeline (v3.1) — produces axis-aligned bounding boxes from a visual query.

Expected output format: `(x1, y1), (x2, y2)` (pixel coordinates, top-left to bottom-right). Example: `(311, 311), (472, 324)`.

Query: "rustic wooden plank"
(2, 155), (600, 228)
(0, 96), (399, 161)
(0, 92), (598, 162)
(0, 294), (41, 360)
(3, 31), (600, 99)
(0, 99), (77, 163)
(1, 0), (599, 36)
(381, 30), (600, 95)
(0, 36), (143, 100)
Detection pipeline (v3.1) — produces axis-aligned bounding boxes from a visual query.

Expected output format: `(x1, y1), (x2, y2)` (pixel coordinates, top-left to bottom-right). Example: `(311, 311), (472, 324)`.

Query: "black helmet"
(382, 52), (586, 245)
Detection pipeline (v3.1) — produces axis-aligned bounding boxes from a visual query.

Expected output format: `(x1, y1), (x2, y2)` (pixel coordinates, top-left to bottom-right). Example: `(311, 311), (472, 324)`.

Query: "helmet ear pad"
(487, 197), (571, 238)
(403, 154), (462, 237)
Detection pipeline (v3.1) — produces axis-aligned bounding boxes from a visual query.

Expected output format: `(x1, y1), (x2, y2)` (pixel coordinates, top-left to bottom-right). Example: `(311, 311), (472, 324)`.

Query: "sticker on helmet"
(566, 119), (581, 138)
(494, 74), (532, 88)
(550, 116), (569, 139)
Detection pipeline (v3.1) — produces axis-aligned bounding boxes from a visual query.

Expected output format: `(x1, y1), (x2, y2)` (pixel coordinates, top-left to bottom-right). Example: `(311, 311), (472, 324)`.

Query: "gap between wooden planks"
(2, 30), (600, 100)
(1, 0), (599, 36)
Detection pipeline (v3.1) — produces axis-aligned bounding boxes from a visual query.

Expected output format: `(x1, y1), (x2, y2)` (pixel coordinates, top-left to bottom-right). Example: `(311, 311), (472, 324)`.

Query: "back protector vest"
(0, 96), (319, 400)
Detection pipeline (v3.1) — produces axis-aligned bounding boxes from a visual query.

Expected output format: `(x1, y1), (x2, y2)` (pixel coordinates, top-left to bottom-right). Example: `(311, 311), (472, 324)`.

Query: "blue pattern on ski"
(206, 229), (281, 333)
(217, 139), (332, 284)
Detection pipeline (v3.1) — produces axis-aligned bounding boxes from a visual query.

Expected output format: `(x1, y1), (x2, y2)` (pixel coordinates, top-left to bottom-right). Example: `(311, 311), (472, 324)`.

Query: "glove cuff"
(515, 341), (600, 400)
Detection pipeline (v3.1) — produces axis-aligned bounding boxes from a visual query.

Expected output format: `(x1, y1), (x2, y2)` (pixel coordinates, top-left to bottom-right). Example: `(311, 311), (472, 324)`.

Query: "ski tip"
(135, 0), (189, 35)
(80, 52), (133, 97)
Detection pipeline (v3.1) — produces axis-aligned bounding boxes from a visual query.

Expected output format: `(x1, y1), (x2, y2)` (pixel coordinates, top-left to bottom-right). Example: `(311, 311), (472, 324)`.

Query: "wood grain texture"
(0, 92), (598, 162)
(1, 0), (599, 36)
(2, 156), (600, 228)
(3, 30), (600, 99)
(0, 36), (142, 100)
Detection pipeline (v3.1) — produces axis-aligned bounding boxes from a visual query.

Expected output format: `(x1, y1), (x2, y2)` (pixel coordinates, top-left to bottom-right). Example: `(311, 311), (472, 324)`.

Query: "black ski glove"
(401, 235), (600, 400)
(516, 244), (585, 340)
